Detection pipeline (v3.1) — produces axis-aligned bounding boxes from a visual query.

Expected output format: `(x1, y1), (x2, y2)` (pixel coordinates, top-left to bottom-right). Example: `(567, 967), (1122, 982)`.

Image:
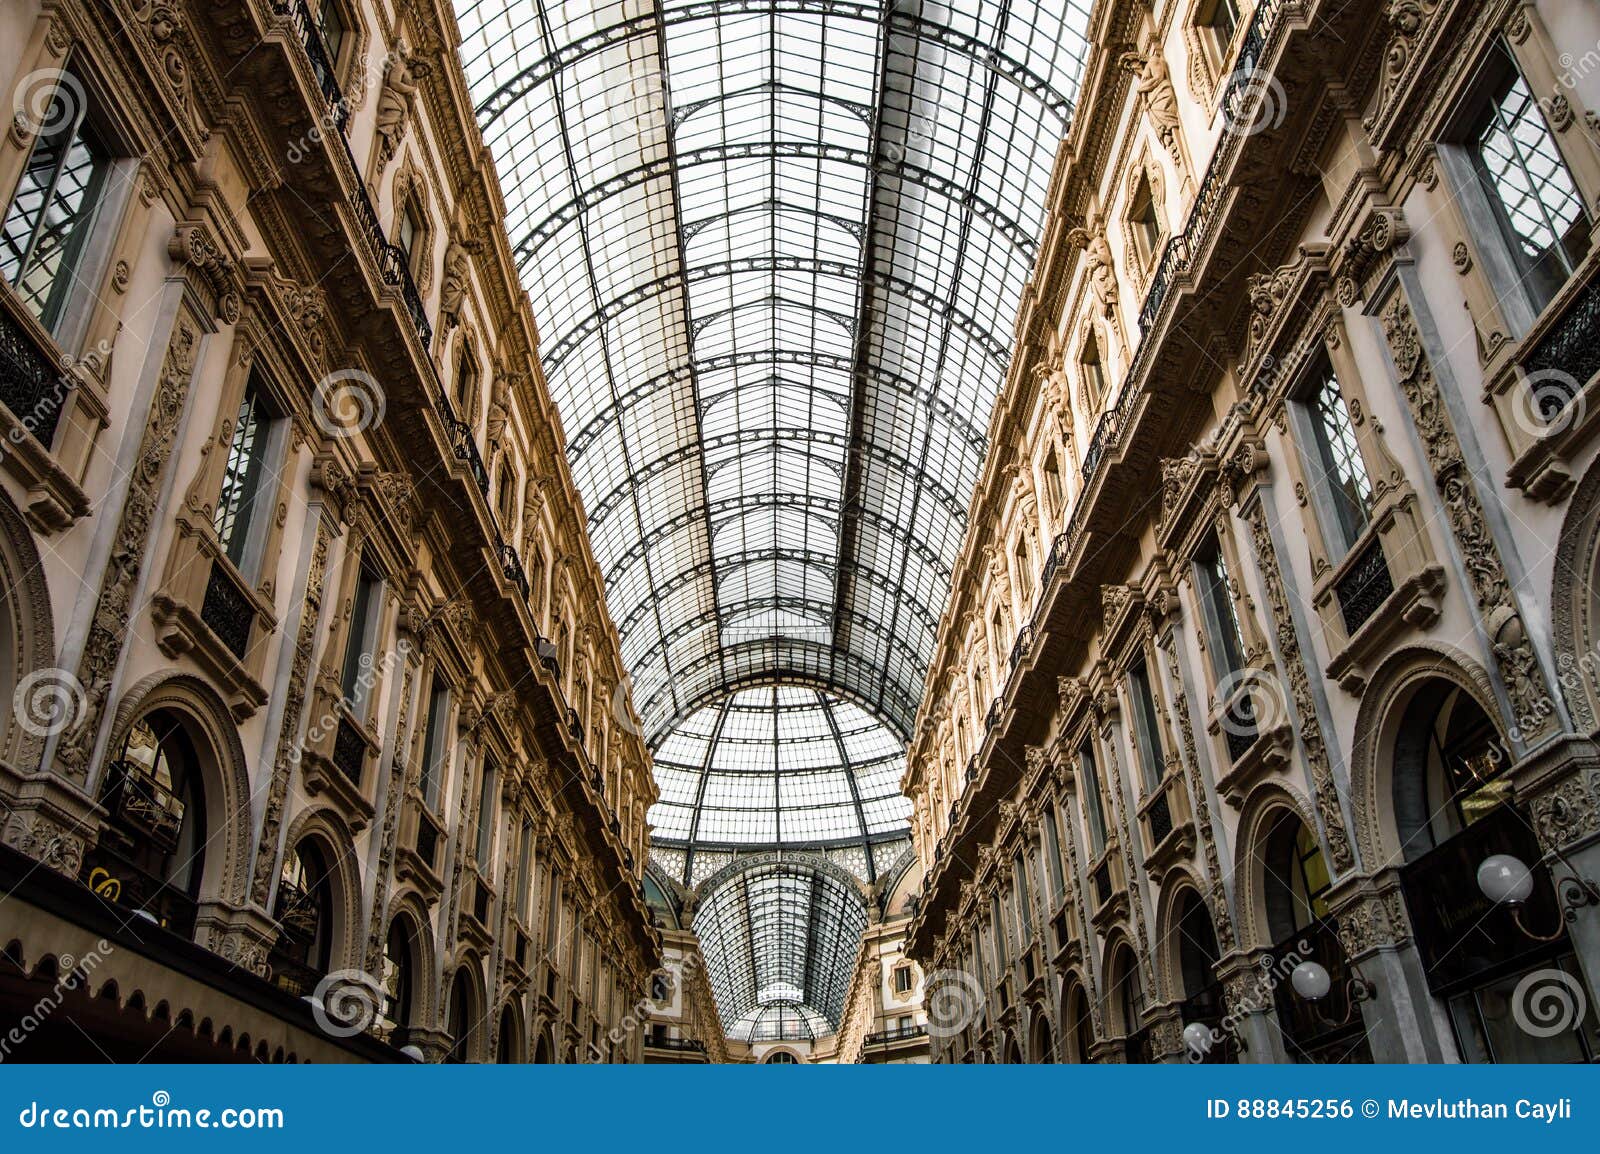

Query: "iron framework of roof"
(454, 0), (1093, 745)
(689, 857), (870, 1032)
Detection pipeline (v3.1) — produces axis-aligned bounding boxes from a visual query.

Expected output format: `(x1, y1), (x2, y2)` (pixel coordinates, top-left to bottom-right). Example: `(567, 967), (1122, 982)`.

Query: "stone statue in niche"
(373, 45), (425, 174)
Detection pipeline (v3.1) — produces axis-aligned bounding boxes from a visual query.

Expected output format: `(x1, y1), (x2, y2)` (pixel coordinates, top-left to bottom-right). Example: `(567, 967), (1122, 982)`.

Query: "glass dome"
(648, 685), (911, 853)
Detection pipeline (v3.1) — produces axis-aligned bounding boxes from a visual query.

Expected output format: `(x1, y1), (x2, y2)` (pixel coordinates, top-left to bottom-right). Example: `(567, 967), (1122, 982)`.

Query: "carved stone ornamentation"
(1238, 498), (1356, 873)
(1379, 293), (1556, 745)
(55, 320), (201, 780)
(250, 515), (334, 907)
(1157, 630), (1235, 950)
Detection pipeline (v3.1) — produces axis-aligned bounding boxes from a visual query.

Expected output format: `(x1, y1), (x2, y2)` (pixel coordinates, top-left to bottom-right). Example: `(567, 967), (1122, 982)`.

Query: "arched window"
(83, 712), (206, 937)
(1175, 890), (1231, 1062)
(378, 918), (415, 1040)
(496, 1006), (519, 1063)
(1066, 982), (1095, 1063)
(446, 967), (475, 1063)
(1394, 683), (1511, 855)
(269, 840), (335, 995)
(763, 1049), (798, 1064)
(1264, 813), (1331, 943)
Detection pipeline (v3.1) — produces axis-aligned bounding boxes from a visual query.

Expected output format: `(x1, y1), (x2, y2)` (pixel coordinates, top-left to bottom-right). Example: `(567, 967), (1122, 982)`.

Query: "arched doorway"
(1064, 980), (1095, 1063)
(1392, 681), (1597, 1061)
(496, 1005), (521, 1063)
(79, 712), (207, 938)
(1029, 1013), (1056, 1063)
(378, 916), (417, 1045)
(445, 966), (478, 1063)
(1173, 888), (1233, 1062)
(1002, 1035), (1023, 1065)
(1105, 943), (1149, 1062)
(1261, 810), (1372, 1063)
(268, 840), (335, 996)
(533, 1031), (554, 1064)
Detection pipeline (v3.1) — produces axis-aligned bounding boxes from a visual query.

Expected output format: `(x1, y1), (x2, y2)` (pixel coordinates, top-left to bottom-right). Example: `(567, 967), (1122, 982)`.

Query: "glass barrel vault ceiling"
(454, 0), (1094, 744)
(651, 685), (909, 860)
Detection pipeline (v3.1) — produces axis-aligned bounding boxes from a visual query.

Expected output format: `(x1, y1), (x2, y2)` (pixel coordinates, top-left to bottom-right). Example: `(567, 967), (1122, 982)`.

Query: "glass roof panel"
(454, 0), (1091, 741)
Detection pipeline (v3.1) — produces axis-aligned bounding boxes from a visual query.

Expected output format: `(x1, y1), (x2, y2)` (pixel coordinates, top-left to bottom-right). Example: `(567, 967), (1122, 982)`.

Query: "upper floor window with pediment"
(1129, 174), (1163, 268)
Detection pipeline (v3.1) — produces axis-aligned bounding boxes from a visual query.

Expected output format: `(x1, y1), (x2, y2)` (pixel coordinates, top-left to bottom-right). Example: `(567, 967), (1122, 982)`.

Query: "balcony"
(1138, 765), (1196, 880)
(863, 1024), (928, 1046)
(200, 561), (256, 661)
(0, 289), (69, 452)
(1332, 536), (1394, 638)
(1088, 848), (1129, 929)
(1008, 623), (1034, 671)
(78, 840), (197, 939)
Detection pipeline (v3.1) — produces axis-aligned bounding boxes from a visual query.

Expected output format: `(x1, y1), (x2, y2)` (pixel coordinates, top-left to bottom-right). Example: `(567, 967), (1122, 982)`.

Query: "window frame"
(1436, 44), (1592, 336)
(1289, 356), (1374, 560)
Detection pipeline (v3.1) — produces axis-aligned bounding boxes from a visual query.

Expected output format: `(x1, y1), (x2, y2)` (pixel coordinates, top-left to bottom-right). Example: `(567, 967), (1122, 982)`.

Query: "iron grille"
(1334, 537), (1393, 636)
(1146, 789), (1174, 847)
(332, 716), (366, 784)
(1525, 266), (1600, 411)
(1225, 724), (1257, 764)
(0, 298), (68, 449)
(201, 561), (254, 659)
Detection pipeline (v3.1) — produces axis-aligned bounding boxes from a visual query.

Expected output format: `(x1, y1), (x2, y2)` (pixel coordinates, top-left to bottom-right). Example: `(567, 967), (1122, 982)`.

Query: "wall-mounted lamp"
(1289, 960), (1375, 1028)
(1477, 852), (1600, 943)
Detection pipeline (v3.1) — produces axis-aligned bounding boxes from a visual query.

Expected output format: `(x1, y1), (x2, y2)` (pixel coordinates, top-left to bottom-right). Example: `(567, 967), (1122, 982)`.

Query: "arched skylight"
(650, 686), (910, 862)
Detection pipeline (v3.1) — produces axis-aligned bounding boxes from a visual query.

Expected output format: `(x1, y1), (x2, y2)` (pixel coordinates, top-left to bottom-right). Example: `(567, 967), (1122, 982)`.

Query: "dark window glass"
(1079, 740), (1107, 856)
(340, 564), (381, 715)
(1197, 543), (1247, 680)
(1127, 660), (1166, 793)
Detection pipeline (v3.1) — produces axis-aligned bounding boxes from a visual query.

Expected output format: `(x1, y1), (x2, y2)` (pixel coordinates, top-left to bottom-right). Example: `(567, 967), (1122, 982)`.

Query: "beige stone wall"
(0, 0), (657, 1062)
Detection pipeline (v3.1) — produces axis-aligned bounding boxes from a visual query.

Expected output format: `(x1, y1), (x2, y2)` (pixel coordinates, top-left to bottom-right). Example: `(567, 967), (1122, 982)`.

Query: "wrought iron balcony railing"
(1333, 536), (1393, 637)
(201, 561), (254, 660)
(0, 294), (69, 451)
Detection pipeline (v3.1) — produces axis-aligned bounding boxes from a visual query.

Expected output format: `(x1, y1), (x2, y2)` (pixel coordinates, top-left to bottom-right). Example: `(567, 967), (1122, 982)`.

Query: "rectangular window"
(1465, 52), (1589, 317)
(1196, 542), (1247, 681)
(1043, 450), (1064, 518)
(456, 346), (478, 412)
(1203, 0), (1241, 51)
(340, 563), (383, 719)
(1080, 333), (1106, 412)
(1130, 176), (1162, 265)
(418, 680), (449, 808)
(543, 874), (561, 958)
(1079, 740), (1107, 856)
(475, 760), (497, 862)
(213, 379), (278, 571)
(1298, 360), (1373, 555)
(516, 819), (534, 921)
(1043, 804), (1066, 901)
(1127, 660), (1166, 794)
(1014, 852), (1032, 942)
(893, 966), (913, 994)
(1, 69), (112, 333)
(316, 0), (345, 64)
(990, 895), (1007, 969)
